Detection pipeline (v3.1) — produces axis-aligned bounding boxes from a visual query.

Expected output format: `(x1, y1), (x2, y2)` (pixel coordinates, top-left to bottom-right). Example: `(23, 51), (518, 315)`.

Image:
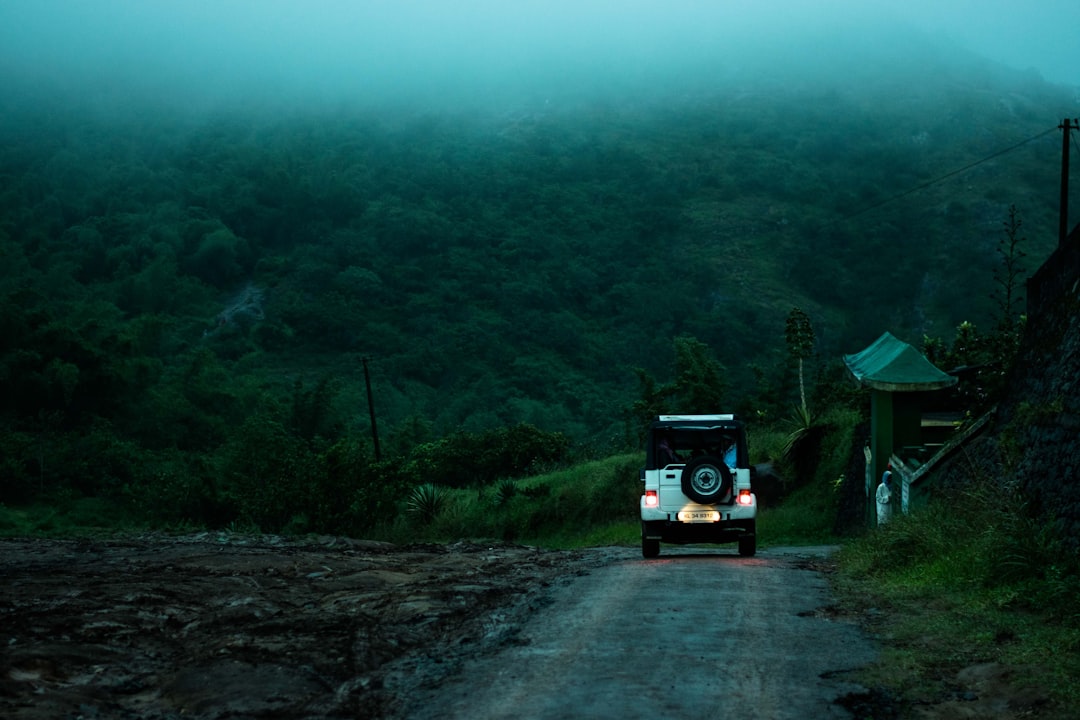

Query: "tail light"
(737, 490), (753, 506)
(644, 490), (659, 507)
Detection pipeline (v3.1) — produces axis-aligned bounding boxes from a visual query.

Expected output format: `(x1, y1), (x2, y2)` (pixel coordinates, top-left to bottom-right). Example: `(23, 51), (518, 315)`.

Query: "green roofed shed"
(844, 332), (957, 392)
(844, 332), (957, 525)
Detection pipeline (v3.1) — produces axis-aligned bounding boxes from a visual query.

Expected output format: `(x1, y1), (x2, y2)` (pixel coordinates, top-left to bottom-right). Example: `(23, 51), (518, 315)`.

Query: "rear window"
(648, 425), (746, 469)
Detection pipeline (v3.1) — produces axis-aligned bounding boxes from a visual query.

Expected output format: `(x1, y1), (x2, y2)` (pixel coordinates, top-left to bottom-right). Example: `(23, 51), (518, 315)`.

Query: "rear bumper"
(640, 497), (757, 544)
(640, 495), (757, 524)
(641, 518), (754, 544)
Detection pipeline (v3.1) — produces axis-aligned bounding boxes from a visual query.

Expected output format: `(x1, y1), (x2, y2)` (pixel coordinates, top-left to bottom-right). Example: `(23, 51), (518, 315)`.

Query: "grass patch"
(833, 481), (1080, 714)
(753, 405), (857, 547)
(0, 495), (142, 537)
(386, 443), (843, 550)
(383, 453), (642, 547)
(756, 478), (838, 546)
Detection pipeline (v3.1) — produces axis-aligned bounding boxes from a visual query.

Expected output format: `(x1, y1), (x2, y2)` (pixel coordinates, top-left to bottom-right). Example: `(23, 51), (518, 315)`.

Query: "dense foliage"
(1, 47), (1074, 531)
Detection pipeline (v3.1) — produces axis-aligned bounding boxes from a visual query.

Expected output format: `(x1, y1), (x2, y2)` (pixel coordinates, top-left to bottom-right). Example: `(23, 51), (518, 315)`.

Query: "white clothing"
(876, 475), (893, 526)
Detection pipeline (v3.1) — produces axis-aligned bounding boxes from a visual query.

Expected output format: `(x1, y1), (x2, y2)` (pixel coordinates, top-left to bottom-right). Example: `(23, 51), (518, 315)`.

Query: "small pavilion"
(844, 332), (957, 521)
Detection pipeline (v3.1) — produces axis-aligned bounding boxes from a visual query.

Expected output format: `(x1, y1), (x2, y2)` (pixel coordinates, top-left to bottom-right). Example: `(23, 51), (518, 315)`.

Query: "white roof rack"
(658, 414), (734, 422)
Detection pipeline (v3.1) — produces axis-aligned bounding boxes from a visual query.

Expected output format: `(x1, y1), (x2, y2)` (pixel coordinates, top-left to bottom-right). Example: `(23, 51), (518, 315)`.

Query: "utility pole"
(362, 356), (381, 461)
(1060, 118), (1078, 246)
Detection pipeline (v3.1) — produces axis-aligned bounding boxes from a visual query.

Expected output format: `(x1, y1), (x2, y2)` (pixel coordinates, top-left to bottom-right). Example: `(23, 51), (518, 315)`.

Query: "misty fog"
(2, 0), (1078, 117)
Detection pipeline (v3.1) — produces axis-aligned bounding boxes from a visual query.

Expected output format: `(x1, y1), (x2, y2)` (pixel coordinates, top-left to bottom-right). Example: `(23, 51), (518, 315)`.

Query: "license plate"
(678, 510), (719, 523)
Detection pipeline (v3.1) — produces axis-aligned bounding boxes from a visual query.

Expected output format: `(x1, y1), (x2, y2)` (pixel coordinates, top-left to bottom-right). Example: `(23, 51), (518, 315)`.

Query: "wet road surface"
(398, 546), (877, 720)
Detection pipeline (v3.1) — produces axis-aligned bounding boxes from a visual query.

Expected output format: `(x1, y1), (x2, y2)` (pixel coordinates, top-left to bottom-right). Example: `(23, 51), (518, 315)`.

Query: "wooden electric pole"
(362, 356), (381, 461)
(1060, 118), (1078, 246)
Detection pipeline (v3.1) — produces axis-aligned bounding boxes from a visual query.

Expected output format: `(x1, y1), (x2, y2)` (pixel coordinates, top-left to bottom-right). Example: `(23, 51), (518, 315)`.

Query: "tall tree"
(672, 335), (727, 414)
(993, 205), (1027, 330)
(784, 307), (816, 417)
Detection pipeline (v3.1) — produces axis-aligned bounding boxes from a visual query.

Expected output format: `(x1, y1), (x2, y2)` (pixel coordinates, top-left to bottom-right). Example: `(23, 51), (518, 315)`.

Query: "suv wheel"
(738, 531), (756, 557)
(642, 536), (660, 558)
(680, 455), (733, 505)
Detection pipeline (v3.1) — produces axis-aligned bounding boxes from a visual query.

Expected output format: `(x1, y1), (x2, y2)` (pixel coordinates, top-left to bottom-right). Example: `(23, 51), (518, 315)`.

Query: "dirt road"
(397, 546), (878, 720)
(0, 535), (881, 719)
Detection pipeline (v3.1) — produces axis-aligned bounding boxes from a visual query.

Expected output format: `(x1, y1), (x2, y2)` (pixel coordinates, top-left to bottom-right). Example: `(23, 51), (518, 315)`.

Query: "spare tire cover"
(681, 455), (733, 505)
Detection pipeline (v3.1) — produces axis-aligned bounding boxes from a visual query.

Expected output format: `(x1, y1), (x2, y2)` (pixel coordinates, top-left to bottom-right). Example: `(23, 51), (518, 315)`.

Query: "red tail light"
(644, 490), (659, 507)
(737, 490), (753, 506)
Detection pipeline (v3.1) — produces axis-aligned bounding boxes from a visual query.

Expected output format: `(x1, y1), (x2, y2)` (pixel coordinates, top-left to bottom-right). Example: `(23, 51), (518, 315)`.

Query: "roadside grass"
(756, 479), (838, 546)
(754, 406), (856, 547)
(832, 482), (1080, 713)
(0, 496), (142, 537)
(391, 443), (842, 550)
(383, 453), (643, 547)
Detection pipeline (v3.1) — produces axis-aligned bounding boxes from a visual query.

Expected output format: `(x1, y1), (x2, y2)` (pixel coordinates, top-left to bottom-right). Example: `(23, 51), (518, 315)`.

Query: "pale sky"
(1, 1), (1077, 112)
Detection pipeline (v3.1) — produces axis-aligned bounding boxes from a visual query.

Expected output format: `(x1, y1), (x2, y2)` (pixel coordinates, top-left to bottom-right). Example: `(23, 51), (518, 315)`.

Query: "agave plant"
(407, 483), (447, 523)
(782, 403), (815, 460)
(493, 477), (518, 507)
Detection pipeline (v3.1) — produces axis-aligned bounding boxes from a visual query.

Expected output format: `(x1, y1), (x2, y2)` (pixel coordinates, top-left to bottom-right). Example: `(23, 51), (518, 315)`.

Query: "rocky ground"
(0, 533), (610, 720)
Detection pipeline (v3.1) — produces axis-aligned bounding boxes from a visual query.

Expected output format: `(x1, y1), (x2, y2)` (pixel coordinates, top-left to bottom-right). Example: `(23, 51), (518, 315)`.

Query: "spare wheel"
(681, 455), (733, 505)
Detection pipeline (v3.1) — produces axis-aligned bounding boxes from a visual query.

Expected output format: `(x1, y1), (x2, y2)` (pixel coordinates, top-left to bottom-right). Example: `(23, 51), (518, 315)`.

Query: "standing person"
(876, 466), (893, 526)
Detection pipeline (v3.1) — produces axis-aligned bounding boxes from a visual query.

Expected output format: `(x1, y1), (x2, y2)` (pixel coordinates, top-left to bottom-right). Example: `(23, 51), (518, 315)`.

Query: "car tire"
(738, 532), (756, 557)
(642, 536), (660, 558)
(680, 455), (733, 505)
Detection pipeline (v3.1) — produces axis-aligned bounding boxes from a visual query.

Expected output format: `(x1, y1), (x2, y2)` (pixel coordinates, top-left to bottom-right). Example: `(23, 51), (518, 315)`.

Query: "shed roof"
(843, 332), (958, 392)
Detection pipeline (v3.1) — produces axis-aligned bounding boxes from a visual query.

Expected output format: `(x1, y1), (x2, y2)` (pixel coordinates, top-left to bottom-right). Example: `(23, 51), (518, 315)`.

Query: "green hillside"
(1, 39), (1075, 531)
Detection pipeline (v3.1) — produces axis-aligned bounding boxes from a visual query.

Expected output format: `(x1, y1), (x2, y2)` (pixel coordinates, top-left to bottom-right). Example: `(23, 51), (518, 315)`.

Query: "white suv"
(640, 414), (757, 557)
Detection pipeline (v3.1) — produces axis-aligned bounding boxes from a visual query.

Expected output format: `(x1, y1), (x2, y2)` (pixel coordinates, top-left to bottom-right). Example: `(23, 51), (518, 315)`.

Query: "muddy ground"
(0, 533), (612, 719)
(0, 535), (1061, 719)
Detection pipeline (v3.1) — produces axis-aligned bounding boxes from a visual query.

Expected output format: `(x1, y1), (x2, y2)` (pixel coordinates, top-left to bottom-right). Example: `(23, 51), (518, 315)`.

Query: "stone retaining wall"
(994, 226), (1080, 547)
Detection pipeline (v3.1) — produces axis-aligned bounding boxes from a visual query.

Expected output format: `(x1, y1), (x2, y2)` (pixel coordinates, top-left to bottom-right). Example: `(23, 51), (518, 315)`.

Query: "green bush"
(219, 416), (316, 532)
(343, 457), (414, 536)
(407, 423), (570, 488)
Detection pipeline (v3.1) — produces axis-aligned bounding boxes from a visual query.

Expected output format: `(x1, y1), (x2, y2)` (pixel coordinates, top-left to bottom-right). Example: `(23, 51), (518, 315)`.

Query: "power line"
(820, 125), (1060, 230)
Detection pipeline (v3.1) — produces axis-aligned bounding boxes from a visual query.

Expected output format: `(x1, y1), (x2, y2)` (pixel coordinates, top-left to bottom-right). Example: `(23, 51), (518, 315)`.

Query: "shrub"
(408, 423), (570, 488)
(493, 477), (517, 507)
(219, 416), (315, 532)
(407, 483), (447, 524)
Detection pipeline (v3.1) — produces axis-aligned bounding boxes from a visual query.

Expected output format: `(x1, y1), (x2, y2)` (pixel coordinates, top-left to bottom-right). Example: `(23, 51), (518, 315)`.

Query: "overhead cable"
(825, 125), (1060, 228)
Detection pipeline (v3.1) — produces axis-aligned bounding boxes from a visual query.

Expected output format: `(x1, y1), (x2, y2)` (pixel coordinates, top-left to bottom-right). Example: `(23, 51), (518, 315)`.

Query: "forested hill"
(1, 35), (1076, 491)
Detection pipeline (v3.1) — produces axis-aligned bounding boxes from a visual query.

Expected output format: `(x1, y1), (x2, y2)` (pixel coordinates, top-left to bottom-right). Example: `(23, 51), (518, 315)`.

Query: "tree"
(671, 335), (727, 414)
(784, 307), (816, 417)
(986, 205), (1028, 386)
(992, 205), (1027, 331)
(627, 368), (672, 448)
(625, 336), (727, 445)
